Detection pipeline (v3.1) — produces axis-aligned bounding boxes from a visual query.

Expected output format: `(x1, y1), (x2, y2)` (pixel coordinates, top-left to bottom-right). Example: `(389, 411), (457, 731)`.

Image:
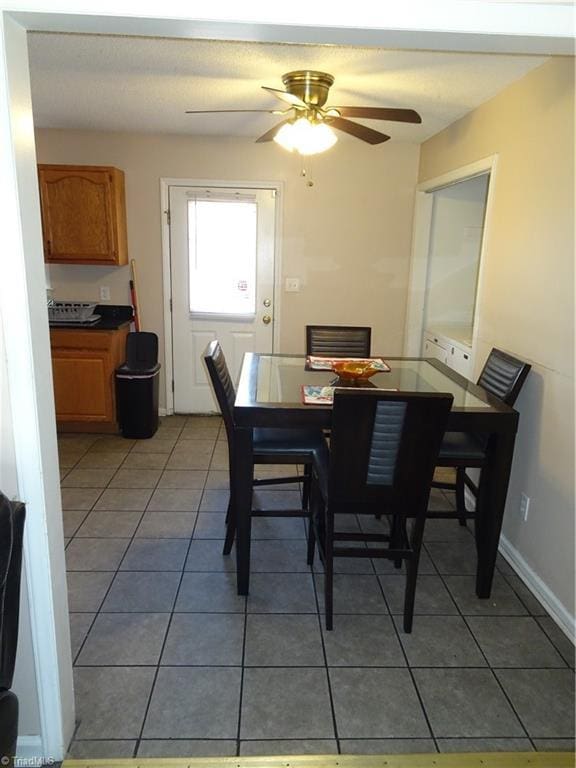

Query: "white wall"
(36, 129), (421, 409)
(424, 174), (488, 328)
(419, 57), (575, 635)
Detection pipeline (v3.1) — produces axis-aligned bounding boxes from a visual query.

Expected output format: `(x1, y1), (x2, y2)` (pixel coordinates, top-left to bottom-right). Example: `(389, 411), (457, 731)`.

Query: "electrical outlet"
(99, 286), (111, 301)
(520, 493), (530, 522)
(285, 277), (300, 293)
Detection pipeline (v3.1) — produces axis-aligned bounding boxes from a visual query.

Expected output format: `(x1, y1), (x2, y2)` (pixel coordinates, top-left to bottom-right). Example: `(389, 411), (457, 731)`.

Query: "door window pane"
(188, 199), (257, 315)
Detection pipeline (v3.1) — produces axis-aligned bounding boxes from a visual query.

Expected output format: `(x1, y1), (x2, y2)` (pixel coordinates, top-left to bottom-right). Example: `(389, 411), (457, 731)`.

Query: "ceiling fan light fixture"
(273, 117), (337, 155)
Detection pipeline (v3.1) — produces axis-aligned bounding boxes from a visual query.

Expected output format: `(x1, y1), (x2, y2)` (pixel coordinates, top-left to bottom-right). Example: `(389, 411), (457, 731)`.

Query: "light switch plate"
(285, 277), (300, 292)
(99, 286), (111, 301)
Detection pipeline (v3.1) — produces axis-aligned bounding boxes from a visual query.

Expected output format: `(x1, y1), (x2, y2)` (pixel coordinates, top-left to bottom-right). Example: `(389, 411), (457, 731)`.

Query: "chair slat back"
(477, 348), (531, 406)
(366, 400), (407, 486)
(306, 325), (371, 358)
(203, 340), (236, 444)
(328, 390), (453, 518)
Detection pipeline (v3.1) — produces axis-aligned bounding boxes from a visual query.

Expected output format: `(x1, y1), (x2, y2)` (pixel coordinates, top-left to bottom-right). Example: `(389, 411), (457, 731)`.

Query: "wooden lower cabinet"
(50, 327), (129, 432)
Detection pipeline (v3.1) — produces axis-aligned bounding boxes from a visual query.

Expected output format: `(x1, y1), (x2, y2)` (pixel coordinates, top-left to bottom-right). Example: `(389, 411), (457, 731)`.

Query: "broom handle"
(130, 259), (141, 331)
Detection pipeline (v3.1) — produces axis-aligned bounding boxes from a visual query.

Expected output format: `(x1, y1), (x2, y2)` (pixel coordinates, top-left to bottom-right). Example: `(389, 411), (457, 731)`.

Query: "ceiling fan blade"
(255, 119), (291, 143)
(262, 86), (307, 109)
(332, 107), (422, 124)
(185, 109), (281, 114)
(329, 117), (390, 145)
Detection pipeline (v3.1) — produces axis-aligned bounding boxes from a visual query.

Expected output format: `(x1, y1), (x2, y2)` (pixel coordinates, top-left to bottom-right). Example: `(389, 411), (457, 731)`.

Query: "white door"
(169, 185), (277, 413)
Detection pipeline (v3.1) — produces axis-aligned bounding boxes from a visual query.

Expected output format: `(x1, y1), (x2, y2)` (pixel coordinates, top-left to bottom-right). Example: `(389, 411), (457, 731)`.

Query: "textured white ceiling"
(28, 34), (547, 144)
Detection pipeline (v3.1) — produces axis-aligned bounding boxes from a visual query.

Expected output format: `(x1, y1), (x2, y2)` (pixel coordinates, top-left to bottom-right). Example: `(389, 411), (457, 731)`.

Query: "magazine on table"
(301, 384), (398, 405)
(301, 385), (335, 404)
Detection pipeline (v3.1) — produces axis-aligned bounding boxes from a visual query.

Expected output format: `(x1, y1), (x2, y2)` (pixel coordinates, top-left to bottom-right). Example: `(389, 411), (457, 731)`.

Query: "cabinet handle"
(433, 337), (438, 343)
(464, 354), (469, 360)
(46, 239), (51, 255)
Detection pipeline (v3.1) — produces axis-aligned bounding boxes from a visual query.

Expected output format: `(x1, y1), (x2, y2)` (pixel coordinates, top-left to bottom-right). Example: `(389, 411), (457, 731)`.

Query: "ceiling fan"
(186, 70), (421, 153)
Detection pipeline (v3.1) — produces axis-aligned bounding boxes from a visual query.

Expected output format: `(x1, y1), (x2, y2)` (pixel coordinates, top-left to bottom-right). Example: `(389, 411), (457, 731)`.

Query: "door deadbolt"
(263, 298), (271, 307)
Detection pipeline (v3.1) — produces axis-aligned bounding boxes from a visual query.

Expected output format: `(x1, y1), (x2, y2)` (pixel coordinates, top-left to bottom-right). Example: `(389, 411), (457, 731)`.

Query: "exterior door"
(169, 185), (277, 413)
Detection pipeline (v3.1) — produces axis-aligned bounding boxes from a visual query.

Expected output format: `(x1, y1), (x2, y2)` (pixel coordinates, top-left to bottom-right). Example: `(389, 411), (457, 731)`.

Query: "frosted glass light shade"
(274, 118), (337, 155)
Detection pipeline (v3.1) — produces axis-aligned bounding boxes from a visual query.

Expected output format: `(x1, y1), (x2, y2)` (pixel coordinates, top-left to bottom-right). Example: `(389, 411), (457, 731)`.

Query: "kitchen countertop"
(426, 323), (473, 348)
(49, 304), (133, 331)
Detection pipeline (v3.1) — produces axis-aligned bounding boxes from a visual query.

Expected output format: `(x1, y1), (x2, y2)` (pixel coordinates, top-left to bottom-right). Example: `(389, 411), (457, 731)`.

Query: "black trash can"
(115, 332), (161, 439)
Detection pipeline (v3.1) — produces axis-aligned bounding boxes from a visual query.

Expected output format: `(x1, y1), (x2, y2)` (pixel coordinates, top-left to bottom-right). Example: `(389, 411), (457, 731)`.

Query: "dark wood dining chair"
(308, 389), (453, 632)
(306, 325), (371, 358)
(203, 341), (328, 554)
(432, 347), (531, 525)
(0, 494), (26, 766)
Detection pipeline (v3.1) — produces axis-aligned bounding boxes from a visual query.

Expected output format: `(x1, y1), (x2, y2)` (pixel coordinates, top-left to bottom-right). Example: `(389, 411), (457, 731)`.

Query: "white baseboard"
(464, 486), (575, 642)
(498, 534), (575, 641)
(15, 735), (44, 762)
(159, 407), (167, 416)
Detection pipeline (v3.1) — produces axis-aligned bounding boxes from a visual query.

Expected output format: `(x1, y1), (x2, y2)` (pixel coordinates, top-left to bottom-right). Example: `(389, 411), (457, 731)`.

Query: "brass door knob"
(262, 315), (272, 325)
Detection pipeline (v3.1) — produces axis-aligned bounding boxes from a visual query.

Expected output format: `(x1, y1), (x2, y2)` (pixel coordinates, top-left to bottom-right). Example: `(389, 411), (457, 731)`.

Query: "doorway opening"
(421, 172), (490, 377)
(404, 156), (497, 380)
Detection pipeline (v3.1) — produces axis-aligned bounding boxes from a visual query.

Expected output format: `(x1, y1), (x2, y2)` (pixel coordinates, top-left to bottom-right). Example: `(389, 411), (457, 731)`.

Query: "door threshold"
(63, 752), (574, 768)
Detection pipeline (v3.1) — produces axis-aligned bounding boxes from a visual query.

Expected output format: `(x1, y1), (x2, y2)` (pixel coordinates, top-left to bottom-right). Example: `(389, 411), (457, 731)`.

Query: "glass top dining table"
(233, 354), (519, 598)
(255, 356), (493, 410)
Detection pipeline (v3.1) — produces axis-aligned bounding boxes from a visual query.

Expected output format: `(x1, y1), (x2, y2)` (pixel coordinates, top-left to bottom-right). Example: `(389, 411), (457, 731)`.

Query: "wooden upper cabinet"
(38, 164), (128, 265)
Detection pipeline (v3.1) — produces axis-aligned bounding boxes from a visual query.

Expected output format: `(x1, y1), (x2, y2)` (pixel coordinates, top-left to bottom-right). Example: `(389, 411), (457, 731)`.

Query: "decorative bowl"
(331, 360), (381, 381)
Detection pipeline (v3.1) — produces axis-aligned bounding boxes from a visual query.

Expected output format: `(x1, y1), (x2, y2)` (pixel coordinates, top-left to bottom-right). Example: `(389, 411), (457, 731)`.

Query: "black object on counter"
(95, 304), (134, 327)
(116, 332), (161, 439)
(0, 493), (26, 766)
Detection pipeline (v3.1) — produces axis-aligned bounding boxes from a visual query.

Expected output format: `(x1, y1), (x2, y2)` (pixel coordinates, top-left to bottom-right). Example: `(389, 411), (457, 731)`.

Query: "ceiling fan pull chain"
(301, 159), (315, 188)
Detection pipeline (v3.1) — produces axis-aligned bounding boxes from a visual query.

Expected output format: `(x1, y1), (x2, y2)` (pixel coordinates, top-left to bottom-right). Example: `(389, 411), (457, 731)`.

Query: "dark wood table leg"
(475, 430), (517, 597)
(234, 426), (253, 595)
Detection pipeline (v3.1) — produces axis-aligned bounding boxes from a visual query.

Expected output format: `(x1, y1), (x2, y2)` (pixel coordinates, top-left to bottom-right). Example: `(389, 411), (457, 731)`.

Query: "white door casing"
(169, 184), (277, 413)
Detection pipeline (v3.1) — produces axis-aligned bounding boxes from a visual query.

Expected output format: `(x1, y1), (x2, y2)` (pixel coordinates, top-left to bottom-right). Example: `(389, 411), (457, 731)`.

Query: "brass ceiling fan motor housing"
(281, 70), (335, 108)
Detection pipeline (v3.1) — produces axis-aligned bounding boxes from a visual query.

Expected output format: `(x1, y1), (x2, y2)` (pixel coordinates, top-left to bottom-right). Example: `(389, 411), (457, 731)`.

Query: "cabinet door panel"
(38, 165), (128, 265)
(41, 169), (116, 263)
(423, 337), (448, 364)
(449, 346), (473, 378)
(52, 353), (112, 421)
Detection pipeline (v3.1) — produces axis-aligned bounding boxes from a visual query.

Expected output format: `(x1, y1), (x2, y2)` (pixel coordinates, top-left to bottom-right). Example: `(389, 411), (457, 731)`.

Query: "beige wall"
(36, 130), (420, 407)
(420, 57), (575, 628)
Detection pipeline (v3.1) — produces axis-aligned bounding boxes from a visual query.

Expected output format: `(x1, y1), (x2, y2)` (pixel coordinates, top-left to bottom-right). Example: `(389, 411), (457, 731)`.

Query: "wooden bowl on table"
(331, 360), (381, 381)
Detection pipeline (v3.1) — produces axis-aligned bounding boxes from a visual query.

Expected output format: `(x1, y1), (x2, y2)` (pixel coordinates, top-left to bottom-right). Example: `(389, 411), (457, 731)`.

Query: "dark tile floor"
(60, 416), (575, 759)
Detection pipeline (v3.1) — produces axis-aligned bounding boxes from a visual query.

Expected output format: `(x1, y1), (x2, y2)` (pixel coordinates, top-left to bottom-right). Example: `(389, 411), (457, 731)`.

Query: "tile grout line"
(122, 417), (192, 756)
(374, 550), (440, 754)
(310, 562), (341, 753)
(235, 554), (250, 756)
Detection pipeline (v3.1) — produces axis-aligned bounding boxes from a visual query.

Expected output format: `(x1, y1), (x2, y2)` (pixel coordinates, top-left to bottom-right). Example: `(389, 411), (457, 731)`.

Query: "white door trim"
(160, 177), (284, 415)
(403, 154), (499, 373)
(0, 13), (74, 759)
